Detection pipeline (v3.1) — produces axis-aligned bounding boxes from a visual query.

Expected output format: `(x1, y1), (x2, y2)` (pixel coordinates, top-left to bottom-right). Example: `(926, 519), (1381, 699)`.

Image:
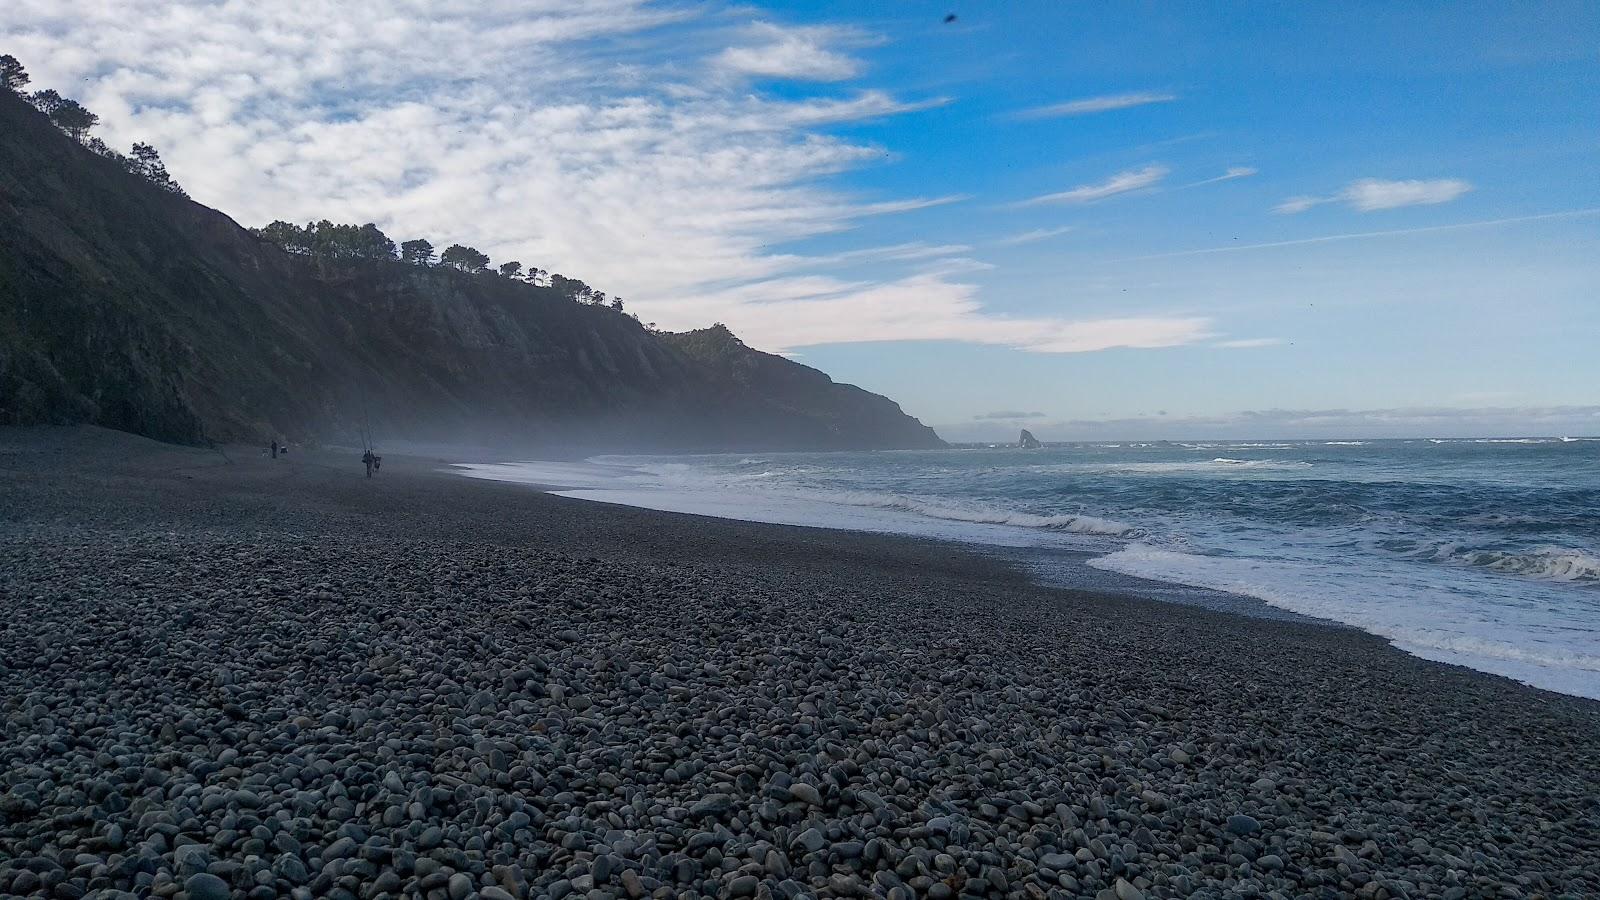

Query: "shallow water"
(457, 437), (1600, 699)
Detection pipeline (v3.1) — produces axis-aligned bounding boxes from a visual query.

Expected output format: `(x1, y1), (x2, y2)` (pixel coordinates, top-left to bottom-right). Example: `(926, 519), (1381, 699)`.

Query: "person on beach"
(362, 449), (375, 478)
(271, 439), (279, 459)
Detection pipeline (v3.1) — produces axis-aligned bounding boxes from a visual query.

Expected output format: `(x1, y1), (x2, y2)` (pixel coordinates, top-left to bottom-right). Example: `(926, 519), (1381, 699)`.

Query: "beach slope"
(1, 427), (1596, 899)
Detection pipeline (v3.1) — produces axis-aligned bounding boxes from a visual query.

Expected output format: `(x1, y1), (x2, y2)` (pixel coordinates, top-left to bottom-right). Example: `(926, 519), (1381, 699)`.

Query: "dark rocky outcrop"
(1019, 428), (1043, 449)
(0, 91), (944, 452)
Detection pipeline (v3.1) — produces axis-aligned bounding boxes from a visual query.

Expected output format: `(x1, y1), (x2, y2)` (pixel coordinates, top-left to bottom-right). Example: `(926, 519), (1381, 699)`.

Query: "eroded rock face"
(0, 92), (943, 452)
(1019, 429), (1043, 448)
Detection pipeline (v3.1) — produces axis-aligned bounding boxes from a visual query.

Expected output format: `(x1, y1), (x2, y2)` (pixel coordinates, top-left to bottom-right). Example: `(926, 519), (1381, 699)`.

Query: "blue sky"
(776, 2), (1600, 438)
(5, 1), (1597, 438)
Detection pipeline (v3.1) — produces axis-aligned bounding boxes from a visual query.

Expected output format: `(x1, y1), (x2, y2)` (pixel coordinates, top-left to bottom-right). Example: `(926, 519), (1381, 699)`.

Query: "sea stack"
(1019, 428), (1043, 448)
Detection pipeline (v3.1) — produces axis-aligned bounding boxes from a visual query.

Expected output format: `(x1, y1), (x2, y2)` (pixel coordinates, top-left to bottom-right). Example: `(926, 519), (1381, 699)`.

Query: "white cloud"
(666, 270), (1214, 353)
(1275, 177), (1473, 214)
(0, 2), (1216, 358)
(1017, 91), (1176, 119)
(1016, 165), (1169, 206)
(768, 242), (976, 274)
(1274, 195), (1327, 215)
(1341, 177), (1473, 211)
(992, 226), (1073, 246)
(711, 22), (865, 81)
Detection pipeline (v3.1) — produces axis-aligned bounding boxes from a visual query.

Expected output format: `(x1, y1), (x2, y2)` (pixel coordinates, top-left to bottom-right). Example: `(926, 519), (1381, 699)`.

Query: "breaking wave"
(1210, 457), (1313, 468)
(1088, 545), (1600, 683)
(629, 462), (1136, 536)
(809, 490), (1136, 536)
(1400, 542), (1600, 583)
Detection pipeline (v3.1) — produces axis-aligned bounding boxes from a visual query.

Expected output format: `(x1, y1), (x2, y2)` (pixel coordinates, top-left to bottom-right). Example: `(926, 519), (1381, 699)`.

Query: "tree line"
(2, 53), (186, 197)
(249, 220), (627, 312)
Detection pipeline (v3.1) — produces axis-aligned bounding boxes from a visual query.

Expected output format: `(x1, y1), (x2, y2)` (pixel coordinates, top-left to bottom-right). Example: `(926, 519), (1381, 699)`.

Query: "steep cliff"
(0, 91), (944, 451)
(660, 325), (944, 451)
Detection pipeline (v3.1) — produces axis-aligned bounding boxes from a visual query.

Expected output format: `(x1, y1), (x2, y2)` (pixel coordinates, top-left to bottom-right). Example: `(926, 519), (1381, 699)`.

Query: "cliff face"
(660, 325), (945, 451)
(0, 92), (944, 452)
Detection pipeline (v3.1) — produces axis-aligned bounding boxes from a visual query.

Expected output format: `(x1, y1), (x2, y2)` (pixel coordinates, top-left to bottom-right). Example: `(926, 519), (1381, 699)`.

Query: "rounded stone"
(185, 873), (232, 900)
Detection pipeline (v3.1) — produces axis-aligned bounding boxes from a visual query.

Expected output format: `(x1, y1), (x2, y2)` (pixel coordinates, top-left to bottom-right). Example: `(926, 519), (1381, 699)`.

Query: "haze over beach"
(3, 3), (1599, 900)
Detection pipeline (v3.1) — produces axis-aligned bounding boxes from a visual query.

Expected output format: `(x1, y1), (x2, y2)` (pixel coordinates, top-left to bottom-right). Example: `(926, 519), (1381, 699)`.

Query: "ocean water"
(456, 438), (1600, 700)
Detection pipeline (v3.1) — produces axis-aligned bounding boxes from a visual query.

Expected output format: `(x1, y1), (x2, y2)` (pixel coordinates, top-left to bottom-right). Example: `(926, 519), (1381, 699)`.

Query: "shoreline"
(453, 455), (1600, 698)
(3, 426), (1598, 899)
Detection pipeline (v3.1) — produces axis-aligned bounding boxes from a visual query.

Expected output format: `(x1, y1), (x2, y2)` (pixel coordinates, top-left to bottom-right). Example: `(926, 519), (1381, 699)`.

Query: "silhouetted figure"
(362, 449), (375, 478)
(271, 439), (279, 459)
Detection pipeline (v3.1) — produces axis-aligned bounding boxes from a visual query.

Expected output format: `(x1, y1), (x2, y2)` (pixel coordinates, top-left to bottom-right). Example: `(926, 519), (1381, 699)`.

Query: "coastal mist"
(463, 438), (1600, 698)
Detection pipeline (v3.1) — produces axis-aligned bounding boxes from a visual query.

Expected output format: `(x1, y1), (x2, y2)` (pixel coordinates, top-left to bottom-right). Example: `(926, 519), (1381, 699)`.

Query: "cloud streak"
(1015, 165), (1169, 207)
(1275, 177), (1473, 214)
(1185, 166), (1257, 188)
(1016, 91), (1176, 119)
(1273, 196), (1326, 215)
(1119, 208), (1600, 261)
(992, 226), (1074, 246)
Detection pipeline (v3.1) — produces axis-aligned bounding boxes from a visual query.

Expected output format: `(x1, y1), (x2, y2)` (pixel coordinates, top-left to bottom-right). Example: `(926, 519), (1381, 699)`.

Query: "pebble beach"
(2, 428), (1597, 900)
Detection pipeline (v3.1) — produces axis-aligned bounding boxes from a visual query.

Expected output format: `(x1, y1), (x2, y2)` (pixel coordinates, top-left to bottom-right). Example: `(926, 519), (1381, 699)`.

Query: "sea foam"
(461, 439), (1600, 699)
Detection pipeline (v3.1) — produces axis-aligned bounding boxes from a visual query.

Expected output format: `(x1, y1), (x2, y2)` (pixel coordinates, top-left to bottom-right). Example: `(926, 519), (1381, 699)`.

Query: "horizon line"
(941, 434), (1600, 444)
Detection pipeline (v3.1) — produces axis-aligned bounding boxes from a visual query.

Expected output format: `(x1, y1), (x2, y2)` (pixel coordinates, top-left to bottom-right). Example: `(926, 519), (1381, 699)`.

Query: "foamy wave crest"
(1429, 438), (1559, 445)
(1388, 632), (1600, 672)
(625, 463), (1140, 537)
(1038, 459), (1315, 476)
(1211, 457), (1313, 468)
(1411, 543), (1600, 583)
(1087, 545), (1600, 675)
(816, 490), (1136, 535)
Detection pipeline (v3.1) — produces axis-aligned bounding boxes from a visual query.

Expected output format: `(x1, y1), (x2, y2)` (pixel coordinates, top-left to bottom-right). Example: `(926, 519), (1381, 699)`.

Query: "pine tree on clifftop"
(440, 244), (490, 273)
(401, 239), (436, 265)
(0, 54), (29, 92)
